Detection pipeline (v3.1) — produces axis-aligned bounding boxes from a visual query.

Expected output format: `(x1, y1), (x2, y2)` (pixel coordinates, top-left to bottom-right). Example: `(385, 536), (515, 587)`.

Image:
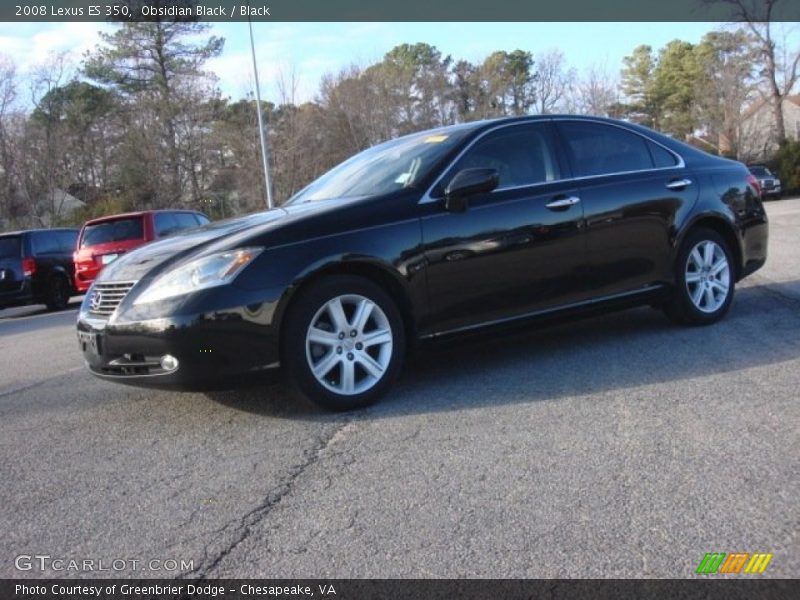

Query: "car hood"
(95, 200), (351, 283)
(96, 209), (289, 282)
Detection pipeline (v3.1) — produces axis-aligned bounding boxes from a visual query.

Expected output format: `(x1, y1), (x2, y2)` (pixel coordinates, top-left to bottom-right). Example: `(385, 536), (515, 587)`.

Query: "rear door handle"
(545, 196), (581, 210)
(666, 178), (692, 190)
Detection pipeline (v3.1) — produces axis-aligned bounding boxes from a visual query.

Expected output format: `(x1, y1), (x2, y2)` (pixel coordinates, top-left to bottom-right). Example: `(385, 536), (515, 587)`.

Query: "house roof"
(742, 94), (800, 122)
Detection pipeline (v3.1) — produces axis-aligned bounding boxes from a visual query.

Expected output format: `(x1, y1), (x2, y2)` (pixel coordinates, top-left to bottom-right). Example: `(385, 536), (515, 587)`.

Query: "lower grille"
(88, 281), (137, 316)
(97, 354), (172, 377)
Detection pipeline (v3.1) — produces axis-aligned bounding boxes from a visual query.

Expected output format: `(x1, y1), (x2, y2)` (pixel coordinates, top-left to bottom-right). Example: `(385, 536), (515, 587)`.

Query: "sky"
(0, 21), (787, 105)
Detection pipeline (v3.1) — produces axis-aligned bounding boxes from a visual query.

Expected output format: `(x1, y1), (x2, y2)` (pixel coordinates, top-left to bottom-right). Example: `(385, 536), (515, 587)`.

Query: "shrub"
(773, 141), (800, 194)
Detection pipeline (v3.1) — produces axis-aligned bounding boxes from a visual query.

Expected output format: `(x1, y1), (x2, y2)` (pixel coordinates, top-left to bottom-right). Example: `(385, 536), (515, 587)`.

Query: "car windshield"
(749, 166), (771, 177)
(0, 236), (20, 259)
(287, 127), (474, 204)
(81, 217), (144, 247)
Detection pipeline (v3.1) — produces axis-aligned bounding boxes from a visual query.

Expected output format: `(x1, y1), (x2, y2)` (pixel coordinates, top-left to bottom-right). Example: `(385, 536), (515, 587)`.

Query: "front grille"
(89, 281), (137, 316)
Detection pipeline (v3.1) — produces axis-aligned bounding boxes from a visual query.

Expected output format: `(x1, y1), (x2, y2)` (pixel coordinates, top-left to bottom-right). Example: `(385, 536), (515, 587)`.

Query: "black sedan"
(77, 116), (768, 410)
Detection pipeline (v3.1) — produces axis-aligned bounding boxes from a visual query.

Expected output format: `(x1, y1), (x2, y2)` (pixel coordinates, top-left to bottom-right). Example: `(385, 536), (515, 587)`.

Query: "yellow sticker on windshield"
(423, 135), (448, 143)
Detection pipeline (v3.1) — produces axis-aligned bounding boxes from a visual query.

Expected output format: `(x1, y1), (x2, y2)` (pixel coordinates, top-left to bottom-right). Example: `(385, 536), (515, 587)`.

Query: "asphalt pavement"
(1, 199), (798, 579)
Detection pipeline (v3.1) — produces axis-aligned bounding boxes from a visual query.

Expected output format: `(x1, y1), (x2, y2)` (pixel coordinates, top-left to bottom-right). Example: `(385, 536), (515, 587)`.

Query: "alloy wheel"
(305, 294), (394, 395)
(685, 240), (730, 314)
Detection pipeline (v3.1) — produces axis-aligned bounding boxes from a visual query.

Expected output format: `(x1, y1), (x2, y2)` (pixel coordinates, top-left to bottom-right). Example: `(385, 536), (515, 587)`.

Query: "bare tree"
(273, 65), (303, 201)
(319, 65), (376, 153)
(709, 0), (800, 145)
(16, 53), (74, 226)
(532, 49), (575, 114)
(212, 94), (265, 215)
(0, 56), (19, 225)
(567, 62), (620, 117)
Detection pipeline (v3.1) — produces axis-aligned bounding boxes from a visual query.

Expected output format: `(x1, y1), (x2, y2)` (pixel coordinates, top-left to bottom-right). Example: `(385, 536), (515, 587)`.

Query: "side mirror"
(443, 168), (499, 213)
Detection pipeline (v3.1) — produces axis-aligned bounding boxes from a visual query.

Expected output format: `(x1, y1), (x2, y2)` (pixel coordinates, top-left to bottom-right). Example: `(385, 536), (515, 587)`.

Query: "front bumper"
(77, 300), (282, 390)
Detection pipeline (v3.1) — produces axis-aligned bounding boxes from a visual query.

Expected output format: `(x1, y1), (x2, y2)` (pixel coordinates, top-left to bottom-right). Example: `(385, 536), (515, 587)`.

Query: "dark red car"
(74, 210), (210, 293)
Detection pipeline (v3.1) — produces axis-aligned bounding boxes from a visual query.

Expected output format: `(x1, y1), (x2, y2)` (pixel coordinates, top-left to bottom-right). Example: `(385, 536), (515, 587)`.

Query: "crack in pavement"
(181, 416), (358, 579)
(0, 366), (83, 402)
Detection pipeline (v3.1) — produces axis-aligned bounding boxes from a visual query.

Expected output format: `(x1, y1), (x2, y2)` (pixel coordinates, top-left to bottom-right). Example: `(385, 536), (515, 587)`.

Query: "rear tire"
(45, 276), (70, 311)
(664, 228), (735, 326)
(282, 275), (406, 411)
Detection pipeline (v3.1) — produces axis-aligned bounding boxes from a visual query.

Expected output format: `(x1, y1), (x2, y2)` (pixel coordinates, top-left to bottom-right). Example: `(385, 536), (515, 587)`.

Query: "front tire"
(282, 276), (406, 411)
(664, 228), (735, 326)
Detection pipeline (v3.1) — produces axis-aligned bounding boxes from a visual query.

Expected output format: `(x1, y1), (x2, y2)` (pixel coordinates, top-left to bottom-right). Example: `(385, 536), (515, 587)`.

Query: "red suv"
(74, 210), (210, 293)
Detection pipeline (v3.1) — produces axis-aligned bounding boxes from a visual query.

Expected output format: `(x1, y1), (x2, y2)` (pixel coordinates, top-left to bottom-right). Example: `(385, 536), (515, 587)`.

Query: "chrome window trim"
(418, 117), (686, 205)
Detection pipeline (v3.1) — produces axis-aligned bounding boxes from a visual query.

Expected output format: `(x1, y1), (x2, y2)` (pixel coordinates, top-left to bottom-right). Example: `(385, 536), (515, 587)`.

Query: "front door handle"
(545, 196), (581, 210)
(666, 178), (692, 190)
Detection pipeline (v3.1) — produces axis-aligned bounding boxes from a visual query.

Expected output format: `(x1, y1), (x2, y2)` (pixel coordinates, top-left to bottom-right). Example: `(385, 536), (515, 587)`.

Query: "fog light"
(160, 355), (179, 371)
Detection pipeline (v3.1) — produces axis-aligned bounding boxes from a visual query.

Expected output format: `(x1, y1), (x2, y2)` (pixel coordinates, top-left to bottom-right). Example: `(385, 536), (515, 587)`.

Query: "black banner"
(2, 579), (799, 600)
(2, 0), (800, 22)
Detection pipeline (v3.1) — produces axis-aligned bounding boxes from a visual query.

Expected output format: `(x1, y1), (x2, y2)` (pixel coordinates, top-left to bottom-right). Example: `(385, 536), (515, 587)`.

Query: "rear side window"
(648, 141), (679, 168)
(0, 236), (20, 259)
(193, 213), (210, 226)
(154, 213), (179, 238)
(559, 121), (654, 177)
(58, 231), (78, 252)
(81, 217), (144, 248)
(31, 231), (62, 255)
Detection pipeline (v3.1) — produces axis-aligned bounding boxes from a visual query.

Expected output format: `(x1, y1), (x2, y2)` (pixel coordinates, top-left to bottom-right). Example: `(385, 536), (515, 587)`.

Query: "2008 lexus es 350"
(77, 116), (768, 410)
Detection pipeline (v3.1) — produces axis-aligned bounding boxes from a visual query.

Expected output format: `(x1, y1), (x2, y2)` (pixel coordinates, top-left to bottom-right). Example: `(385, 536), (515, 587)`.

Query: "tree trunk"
(154, 25), (181, 204)
(770, 88), (786, 147)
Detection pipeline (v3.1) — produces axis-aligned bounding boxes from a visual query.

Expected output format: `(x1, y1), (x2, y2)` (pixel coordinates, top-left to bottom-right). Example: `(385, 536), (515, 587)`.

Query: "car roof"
(419, 114), (717, 166)
(0, 228), (79, 237)
(462, 114), (643, 133)
(83, 209), (201, 226)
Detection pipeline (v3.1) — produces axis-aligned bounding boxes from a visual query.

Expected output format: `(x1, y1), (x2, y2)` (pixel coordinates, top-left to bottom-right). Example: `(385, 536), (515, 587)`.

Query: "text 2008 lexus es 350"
(77, 116), (768, 410)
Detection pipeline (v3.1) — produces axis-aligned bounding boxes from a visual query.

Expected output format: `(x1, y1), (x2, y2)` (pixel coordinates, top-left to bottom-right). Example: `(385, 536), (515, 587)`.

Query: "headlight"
(134, 247), (263, 305)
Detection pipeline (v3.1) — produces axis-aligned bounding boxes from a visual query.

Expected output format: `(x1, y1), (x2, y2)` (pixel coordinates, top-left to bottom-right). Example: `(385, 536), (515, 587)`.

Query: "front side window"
(443, 124), (561, 192)
(560, 121), (654, 177)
